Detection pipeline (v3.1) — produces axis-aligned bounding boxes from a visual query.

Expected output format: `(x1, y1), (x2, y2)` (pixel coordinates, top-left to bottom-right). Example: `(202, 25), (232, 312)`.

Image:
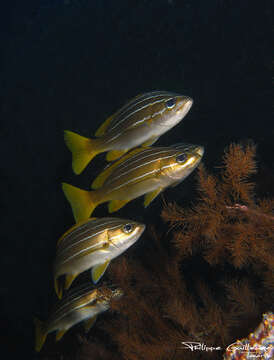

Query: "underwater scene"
(1, 1), (273, 359)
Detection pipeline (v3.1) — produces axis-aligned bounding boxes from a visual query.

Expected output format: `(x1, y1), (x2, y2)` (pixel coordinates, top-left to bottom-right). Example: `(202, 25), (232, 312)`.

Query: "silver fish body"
(34, 284), (123, 351)
(64, 91), (193, 174)
(100, 91), (193, 150)
(102, 144), (204, 195)
(62, 143), (204, 222)
(54, 217), (145, 297)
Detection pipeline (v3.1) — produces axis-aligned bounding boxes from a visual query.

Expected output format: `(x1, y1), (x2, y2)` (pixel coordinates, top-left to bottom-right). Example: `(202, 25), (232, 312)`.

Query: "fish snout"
(177, 96), (193, 113)
(195, 145), (204, 158)
(112, 288), (124, 299)
(137, 223), (146, 237)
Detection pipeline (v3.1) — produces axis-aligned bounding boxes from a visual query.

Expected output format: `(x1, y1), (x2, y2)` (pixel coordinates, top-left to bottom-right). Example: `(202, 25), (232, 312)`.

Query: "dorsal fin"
(94, 92), (146, 137)
(106, 149), (128, 162)
(57, 218), (97, 246)
(95, 114), (115, 137)
(91, 147), (147, 189)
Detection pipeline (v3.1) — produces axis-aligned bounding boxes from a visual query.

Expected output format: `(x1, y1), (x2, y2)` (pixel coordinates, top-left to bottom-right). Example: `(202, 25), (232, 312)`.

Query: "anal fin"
(56, 329), (67, 342)
(64, 273), (78, 291)
(83, 315), (97, 333)
(91, 260), (110, 284)
(108, 199), (130, 213)
(144, 188), (162, 208)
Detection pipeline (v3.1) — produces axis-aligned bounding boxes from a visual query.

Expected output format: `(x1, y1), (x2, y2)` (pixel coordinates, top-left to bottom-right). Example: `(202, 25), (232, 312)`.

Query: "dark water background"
(0, 0), (272, 358)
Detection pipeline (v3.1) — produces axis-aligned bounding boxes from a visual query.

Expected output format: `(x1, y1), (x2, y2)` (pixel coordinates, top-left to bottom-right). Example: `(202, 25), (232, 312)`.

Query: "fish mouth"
(177, 96), (193, 110)
(137, 224), (146, 236)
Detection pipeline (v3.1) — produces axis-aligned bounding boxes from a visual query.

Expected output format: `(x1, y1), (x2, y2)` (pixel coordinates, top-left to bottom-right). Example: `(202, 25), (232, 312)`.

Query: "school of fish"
(34, 90), (204, 351)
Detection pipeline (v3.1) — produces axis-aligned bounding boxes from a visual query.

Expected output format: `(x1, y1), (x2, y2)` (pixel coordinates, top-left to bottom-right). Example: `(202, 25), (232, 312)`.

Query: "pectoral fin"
(108, 199), (130, 213)
(91, 260), (110, 284)
(83, 315), (97, 333)
(56, 329), (67, 342)
(144, 188), (163, 208)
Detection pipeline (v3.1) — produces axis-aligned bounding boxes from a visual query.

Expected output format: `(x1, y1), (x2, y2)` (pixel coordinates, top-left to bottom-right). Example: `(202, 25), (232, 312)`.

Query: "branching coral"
(162, 143), (274, 271)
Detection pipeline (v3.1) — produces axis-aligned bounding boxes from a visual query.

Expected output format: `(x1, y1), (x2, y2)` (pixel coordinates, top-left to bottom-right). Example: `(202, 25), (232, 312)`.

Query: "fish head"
(107, 220), (146, 254)
(154, 94), (193, 128)
(160, 144), (204, 181)
(98, 285), (124, 299)
(94, 286), (124, 311)
(93, 285), (123, 303)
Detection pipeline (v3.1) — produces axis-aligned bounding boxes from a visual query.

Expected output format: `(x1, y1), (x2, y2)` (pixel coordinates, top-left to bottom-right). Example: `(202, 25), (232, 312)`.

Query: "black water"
(0, 1), (272, 358)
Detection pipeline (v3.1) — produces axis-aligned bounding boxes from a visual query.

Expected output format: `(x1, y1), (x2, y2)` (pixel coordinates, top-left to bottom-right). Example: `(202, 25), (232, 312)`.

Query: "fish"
(64, 91), (193, 174)
(62, 143), (204, 222)
(34, 283), (123, 352)
(54, 217), (145, 298)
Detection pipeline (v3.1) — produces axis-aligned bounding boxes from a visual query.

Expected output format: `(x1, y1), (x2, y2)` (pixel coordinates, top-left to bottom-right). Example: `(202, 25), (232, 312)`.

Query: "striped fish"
(64, 91), (193, 174)
(62, 143), (204, 222)
(54, 217), (145, 298)
(34, 283), (123, 352)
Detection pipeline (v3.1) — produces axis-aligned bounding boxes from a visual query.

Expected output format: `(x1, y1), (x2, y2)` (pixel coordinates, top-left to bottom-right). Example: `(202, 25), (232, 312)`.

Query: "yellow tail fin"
(64, 130), (101, 174)
(34, 317), (47, 352)
(62, 183), (98, 222)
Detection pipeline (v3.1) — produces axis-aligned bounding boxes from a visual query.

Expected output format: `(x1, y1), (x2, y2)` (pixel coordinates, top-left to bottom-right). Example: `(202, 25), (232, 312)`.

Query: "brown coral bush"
(98, 143), (273, 360)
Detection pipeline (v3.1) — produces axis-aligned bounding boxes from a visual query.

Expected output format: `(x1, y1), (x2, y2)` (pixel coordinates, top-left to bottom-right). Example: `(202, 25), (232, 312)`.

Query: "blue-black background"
(0, 1), (272, 358)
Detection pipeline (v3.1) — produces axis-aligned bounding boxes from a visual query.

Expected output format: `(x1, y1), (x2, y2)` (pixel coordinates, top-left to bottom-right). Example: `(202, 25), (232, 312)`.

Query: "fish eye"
(123, 223), (133, 233)
(165, 98), (176, 109)
(176, 153), (187, 163)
